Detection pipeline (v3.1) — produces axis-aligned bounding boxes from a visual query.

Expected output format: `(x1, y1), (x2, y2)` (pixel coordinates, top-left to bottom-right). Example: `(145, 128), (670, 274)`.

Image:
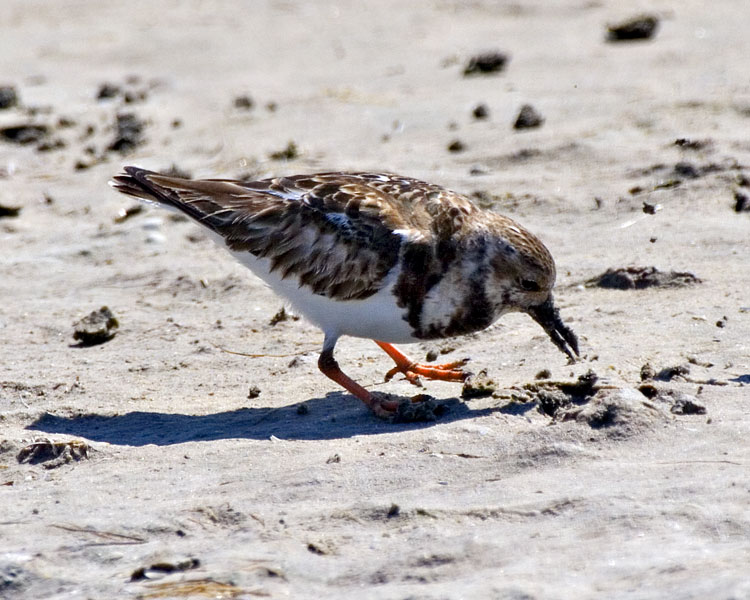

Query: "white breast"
(230, 249), (417, 344)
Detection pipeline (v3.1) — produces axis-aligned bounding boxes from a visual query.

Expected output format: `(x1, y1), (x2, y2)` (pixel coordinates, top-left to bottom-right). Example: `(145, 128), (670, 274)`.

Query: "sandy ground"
(1, 1), (750, 598)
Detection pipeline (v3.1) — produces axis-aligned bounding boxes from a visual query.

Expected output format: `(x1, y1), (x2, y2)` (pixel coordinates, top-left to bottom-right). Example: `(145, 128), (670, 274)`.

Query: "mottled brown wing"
(112, 169), (477, 301)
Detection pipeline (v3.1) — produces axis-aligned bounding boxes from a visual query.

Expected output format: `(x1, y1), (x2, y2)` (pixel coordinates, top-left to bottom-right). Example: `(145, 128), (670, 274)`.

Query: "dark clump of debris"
(734, 191), (749, 212)
(517, 370), (599, 418)
(0, 85), (19, 109)
(269, 141), (298, 161)
(513, 104), (544, 130)
(447, 139), (466, 153)
(96, 82), (121, 100)
(73, 306), (119, 346)
(463, 51), (509, 76)
(130, 558), (200, 582)
(674, 138), (711, 151)
(0, 203), (21, 218)
(107, 113), (146, 154)
(96, 77), (149, 104)
(669, 393), (706, 415)
(0, 124), (48, 145)
(607, 14), (659, 42)
(640, 362), (691, 383)
(461, 369), (496, 399)
(586, 266), (701, 290)
(17, 439), (89, 469)
(233, 95), (254, 110)
(269, 306), (298, 326)
(472, 103), (489, 120)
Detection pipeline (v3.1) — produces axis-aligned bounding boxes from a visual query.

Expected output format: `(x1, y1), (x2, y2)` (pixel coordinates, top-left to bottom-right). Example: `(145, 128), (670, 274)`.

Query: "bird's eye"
(520, 279), (540, 292)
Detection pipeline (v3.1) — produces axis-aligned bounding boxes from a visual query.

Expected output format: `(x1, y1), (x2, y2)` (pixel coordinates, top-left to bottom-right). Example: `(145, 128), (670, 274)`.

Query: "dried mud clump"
(463, 51), (509, 76)
(269, 140), (298, 161)
(447, 139), (466, 153)
(233, 95), (254, 110)
(0, 124), (48, 145)
(461, 369), (496, 399)
(107, 113), (146, 154)
(130, 558), (200, 582)
(0, 85), (19, 109)
(17, 439), (89, 469)
(0, 203), (21, 218)
(472, 103), (489, 120)
(734, 191), (749, 212)
(586, 266), (701, 290)
(560, 388), (661, 436)
(606, 15), (659, 42)
(520, 370), (599, 418)
(513, 104), (544, 130)
(390, 393), (445, 423)
(73, 306), (119, 346)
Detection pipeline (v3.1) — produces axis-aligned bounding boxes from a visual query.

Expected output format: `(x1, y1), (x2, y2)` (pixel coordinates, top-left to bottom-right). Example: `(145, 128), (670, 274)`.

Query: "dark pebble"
(0, 203), (21, 218)
(607, 15), (659, 41)
(513, 104), (544, 130)
(447, 139), (466, 153)
(96, 82), (121, 100)
(673, 161), (700, 178)
(269, 141), (298, 161)
(734, 191), (749, 212)
(0, 86), (19, 110)
(463, 51), (509, 76)
(234, 95), (254, 110)
(73, 306), (119, 346)
(472, 103), (489, 120)
(0, 124), (48, 145)
(107, 113), (146, 154)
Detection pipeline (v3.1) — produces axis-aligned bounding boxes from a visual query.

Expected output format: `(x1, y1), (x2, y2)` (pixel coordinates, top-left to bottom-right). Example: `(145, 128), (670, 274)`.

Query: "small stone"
(461, 369), (496, 399)
(513, 104), (544, 130)
(472, 103), (489, 119)
(447, 139), (466, 153)
(96, 82), (121, 100)
(247, 386), (261, 399)
(269, 141), (298, 161)
(463, 51), (509, 76)
(734, 191), (749, 212)
(0, 124), (48, 145)
(0, 86), (19, 110)
(73, 306), (119, 346)
(0, 203), (21, 218)
(107, 113), (146, 154)
(233, 95), (254, 110)
(670, 394), (706, 415)
(607, 15), (659, 42)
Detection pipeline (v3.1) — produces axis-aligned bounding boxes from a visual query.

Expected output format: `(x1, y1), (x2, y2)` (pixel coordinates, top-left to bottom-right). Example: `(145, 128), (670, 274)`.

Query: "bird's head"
(488, 218), (579, 362)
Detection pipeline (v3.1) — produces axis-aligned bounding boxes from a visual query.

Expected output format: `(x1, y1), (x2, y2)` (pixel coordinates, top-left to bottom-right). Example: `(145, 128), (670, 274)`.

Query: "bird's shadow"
(26, 393), (505, 446)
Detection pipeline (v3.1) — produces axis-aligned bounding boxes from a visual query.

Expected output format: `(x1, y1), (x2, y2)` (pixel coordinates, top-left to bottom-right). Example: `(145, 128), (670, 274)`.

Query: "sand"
(1, 1), (749, 598)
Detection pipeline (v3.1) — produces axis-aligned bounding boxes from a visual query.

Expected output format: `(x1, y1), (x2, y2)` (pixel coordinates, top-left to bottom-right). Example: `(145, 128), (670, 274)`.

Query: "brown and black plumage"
(111, 167), (579, 419)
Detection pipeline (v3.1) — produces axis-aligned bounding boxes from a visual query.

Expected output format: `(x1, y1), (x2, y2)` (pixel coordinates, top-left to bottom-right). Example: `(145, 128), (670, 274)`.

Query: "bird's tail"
(109, 166), (184, 209)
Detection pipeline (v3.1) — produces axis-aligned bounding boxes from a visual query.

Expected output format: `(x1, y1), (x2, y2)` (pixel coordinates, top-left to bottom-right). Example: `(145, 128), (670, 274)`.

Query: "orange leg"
(374, 341), (470, 386)
(318, 348), (399, 418)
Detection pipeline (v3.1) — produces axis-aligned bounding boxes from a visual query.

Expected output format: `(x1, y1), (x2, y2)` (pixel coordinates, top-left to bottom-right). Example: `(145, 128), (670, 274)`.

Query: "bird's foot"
(383, 358), (471, 387)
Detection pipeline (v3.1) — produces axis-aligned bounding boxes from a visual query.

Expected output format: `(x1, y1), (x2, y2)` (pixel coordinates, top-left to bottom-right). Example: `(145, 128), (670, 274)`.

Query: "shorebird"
(111, 168), (579, 419)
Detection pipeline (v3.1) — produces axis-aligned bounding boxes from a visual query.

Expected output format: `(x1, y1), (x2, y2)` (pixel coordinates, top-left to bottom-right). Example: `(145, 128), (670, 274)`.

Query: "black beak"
(528, 296), (580, 362)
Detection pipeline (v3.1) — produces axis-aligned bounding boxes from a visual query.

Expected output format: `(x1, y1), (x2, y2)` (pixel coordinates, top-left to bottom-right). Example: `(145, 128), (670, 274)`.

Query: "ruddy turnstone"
(111, 168), (579, 419)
